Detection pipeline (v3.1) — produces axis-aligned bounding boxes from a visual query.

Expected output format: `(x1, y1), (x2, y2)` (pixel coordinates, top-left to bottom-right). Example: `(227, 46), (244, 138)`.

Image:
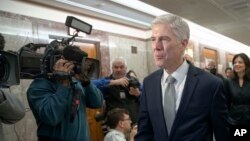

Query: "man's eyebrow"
(151, 35), (169, 38)
(151, 36), (170, 40)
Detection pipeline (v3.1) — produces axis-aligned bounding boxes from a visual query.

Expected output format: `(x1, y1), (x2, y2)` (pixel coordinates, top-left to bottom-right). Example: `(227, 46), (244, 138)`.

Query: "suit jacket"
(135, 64), (229, 141)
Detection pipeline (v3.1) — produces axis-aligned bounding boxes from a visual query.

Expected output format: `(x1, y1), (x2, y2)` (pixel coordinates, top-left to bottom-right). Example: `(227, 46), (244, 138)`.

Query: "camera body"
(0, 50), (20, 86)
(127, 75), (140, 88)
(19, 40), (100, 80)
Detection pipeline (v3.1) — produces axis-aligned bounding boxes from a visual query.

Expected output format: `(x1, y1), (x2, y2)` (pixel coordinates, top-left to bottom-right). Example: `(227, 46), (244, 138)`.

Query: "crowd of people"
(1, 14), (250, 141)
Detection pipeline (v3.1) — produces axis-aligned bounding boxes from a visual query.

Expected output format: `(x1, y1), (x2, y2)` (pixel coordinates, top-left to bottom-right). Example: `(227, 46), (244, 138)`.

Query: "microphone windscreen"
(62, 46), (88, 62)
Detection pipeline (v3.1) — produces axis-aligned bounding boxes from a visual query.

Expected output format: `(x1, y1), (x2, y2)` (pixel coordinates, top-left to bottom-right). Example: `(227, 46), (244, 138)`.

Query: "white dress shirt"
(161, 60), (189, 111)
(104, 129), (127, 141)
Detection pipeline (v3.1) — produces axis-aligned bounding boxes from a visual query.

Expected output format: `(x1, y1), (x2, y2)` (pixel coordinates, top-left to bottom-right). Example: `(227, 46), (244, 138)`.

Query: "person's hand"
(129, 87), (140, 97)
(75, 73), (90, 86)
(110, 77), (129, 87)
(53, 59), (74, 73)
(130, 125), (138, 141)
(53, 59), (74, 87)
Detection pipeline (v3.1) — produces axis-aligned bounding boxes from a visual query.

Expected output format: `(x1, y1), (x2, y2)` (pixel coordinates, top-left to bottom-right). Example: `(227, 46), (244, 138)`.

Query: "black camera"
(0, 50), (20, 86)
(127, 75), (140, 88)
(18, 16), (100, 80)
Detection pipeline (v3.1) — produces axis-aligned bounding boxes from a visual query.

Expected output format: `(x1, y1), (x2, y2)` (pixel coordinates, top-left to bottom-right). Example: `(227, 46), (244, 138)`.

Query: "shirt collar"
(162, 60), (189, 84)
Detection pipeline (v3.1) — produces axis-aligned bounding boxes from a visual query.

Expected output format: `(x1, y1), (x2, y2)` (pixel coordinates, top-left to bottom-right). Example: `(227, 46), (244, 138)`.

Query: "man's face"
(121, 114), (132, 134)
(112, 61), (126, 79)
(207, 61), (216, 70)
(151, 24), (186, 68)
(225, 69), (233, 78)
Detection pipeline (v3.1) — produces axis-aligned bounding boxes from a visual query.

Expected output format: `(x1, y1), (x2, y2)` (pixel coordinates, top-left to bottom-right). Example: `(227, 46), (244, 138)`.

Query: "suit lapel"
(170, 65), (200, 135)
(151, 69), (170, 138)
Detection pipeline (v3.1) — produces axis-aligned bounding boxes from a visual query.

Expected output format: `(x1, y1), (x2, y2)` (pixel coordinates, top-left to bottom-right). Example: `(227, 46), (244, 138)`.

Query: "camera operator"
(27, 46), (103, 141)
(0, 33), (25, 141)
(93, 57), (141, 125)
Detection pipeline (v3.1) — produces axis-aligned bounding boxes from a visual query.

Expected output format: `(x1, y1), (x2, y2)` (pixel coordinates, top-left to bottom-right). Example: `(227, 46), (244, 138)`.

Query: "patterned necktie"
(163, 75), (176, 135)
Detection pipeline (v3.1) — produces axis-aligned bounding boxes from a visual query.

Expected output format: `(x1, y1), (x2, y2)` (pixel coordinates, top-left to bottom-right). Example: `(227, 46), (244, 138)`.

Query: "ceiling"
(27, 0), (250, 46)
(143, 0), (250, 46)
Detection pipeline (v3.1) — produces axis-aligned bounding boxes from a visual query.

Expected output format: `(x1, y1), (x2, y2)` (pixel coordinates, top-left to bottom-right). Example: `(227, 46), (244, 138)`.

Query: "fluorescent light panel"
(110, 0), (167, 16)
(55, 0), (150, 26)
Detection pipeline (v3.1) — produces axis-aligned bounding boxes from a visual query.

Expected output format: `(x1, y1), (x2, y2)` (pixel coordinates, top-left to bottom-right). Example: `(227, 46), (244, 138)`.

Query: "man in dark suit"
(135, 14), (229, 141)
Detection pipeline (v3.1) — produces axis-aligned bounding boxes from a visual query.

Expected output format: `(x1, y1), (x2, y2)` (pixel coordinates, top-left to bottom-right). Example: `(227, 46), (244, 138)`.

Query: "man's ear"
(181, 39), (188, 47)
(118, 120), (124, 128)
(180, 39), (188, 53)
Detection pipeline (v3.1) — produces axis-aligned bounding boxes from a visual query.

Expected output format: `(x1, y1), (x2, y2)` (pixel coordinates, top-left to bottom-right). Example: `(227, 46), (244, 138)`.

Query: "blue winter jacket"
(27, 78), (103, 141)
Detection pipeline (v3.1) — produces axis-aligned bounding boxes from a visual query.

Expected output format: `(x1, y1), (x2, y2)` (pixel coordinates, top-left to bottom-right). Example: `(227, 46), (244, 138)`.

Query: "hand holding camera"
(53, 59), (74, 87)
(75, 73), (90, 86)
(128, 87), (140, 97)
(110, 77), (129, 87)
(53, 59), (74, 74)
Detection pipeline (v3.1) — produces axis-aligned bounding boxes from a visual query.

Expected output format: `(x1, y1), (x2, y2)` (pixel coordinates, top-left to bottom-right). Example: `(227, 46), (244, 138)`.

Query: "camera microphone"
(62, 45), (88, 62)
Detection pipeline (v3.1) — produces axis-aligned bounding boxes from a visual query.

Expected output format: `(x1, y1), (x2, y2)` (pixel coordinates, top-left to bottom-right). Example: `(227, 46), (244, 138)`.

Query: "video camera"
(0, 16), (100, 86)
(0, 50), (20, 86)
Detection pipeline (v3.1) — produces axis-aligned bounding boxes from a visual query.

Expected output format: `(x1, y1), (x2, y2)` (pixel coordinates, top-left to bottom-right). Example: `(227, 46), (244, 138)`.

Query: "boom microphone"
(62, 45), (88, 62)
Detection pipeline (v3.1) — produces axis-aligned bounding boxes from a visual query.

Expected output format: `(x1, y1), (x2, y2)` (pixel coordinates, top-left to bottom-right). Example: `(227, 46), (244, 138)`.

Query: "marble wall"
(108, 35), (149, 82)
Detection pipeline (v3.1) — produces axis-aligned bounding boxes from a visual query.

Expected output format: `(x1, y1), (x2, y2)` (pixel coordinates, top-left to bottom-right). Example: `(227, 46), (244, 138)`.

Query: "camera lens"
(0, 54), (9, 82)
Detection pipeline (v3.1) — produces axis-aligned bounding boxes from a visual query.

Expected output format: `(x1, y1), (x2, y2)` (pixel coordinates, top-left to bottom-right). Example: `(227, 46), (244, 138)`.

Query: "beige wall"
(108, 35), (149, 82)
